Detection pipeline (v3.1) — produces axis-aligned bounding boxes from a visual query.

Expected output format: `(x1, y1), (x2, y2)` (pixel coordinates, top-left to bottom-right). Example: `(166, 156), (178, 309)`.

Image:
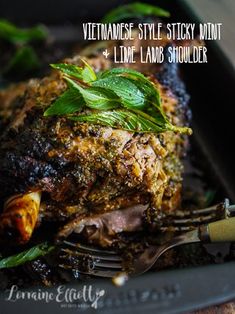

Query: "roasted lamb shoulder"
(0, 39), (191, 246)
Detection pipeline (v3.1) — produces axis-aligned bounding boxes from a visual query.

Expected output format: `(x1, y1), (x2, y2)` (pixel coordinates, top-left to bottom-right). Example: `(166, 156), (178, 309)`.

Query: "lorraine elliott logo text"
(5, 284), (105, 309)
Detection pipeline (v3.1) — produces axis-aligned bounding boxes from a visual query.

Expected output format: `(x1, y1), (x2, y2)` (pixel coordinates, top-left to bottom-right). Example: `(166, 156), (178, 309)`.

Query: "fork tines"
(59, 240), (123, 277)
(161, 201), (227, 232)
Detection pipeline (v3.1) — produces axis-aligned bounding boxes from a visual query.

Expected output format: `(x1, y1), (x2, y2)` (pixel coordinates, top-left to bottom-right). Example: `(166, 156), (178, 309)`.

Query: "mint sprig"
(44, 60), (192, 135)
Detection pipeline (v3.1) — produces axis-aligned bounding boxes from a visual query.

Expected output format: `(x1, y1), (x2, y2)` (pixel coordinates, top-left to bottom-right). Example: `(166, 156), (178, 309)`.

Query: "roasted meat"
(0, 37), (191, 246)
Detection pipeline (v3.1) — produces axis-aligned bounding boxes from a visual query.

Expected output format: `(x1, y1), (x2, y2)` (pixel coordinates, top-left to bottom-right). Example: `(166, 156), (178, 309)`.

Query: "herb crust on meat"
(0, 38), (191, 246)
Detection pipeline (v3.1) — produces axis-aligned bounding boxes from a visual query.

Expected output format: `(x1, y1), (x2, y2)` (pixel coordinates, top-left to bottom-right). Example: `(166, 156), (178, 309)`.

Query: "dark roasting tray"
(0, 0), (235, 313)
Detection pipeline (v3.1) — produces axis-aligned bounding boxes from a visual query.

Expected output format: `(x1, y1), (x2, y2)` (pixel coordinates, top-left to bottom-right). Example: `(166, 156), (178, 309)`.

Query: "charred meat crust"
(0, 39), (191, 245)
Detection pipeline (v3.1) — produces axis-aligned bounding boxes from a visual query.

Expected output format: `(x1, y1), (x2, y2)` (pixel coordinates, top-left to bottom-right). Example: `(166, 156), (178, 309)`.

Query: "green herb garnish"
(70, 109), (163, 132)
(65, 77), (120, 110)
(0, 19), (48, 44)
(0, 242), (54, 269)
(70, 109), (189, 134)
(51, 59), (97, 83)
(4, 45), (41, 75)
(43, 86), (84, 116)
(92, 76), (147, 110)
(101, 2), (170, 23)
(44, 60), (192, 135)
(100, 67), (161, 107)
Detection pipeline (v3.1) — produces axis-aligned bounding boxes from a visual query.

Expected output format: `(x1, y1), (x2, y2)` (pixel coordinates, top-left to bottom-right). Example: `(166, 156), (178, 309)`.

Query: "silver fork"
(59, 199), (235, 278)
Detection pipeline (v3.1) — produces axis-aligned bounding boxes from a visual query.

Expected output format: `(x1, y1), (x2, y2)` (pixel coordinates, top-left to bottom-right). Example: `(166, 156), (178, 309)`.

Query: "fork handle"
(204, 217), (235, 242)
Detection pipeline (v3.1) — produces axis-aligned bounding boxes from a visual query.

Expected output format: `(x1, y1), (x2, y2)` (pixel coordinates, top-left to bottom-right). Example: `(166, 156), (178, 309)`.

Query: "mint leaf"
(101, 2), (170, 23)
(80, 59), (97, 83)
(101, 67), (161, 108)
(65, 77), (120, 110)
(51, 63), (83, 80)
(44, 87), (84, 116)
(71, 109), (191, 134)
(51, 60), (97, 84)
(0, 19), (48, 44)
(92, 76), (146, 110)
(132, 108), (191, 134)
(70, 109), (168, 133)
(0, 242), (54, 269)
